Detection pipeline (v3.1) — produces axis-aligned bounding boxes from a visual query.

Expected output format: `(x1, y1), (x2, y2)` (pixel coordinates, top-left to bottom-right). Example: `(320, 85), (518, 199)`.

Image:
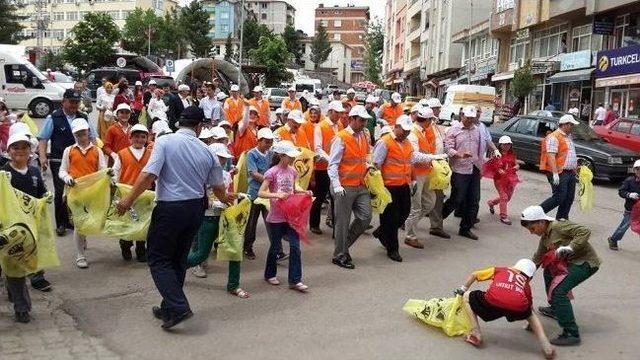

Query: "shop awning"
(491, 71), (515, 82)
(546, 68), (594, 84)
(595, 73), (640, 88)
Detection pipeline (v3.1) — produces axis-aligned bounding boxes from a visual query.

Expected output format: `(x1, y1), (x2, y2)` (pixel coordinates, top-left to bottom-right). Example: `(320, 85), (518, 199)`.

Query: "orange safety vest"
(411, 124), (436, 176)
(282, 98), (302, 111)
(381, 135), (413, 186)
(337, 130), (369, 186)
(68, 146), (100, 179)
(117, 146), (151, 185)
(275, 125), (311, 149)
(249, 98), (270, 127)
(345, 99), (358, 108)
(233, 125), (258, 159)
(539, 129), (569, 172)
(224, 97), (245, 126)
(315, 120), (343, 170)
(379, 103), (404, 126)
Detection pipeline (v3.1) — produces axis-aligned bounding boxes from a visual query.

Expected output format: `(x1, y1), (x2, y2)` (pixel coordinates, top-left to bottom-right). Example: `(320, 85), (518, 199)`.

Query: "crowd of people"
(0, 78), (618, 355)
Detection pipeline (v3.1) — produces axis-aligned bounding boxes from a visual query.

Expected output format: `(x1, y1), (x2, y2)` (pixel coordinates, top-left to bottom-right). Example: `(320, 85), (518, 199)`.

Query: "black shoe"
(310, 227), (323, 235)
(161, 310), (193, 330)
(538, 306), (557, 319)
(276, 252), (289, 262)
(243, 248), (256, 260)
(458, 230), (479, 240)
(345, 253), (352, 263)
(56, 226), (67, 236)
(429, 229), (451, 239)
(550, 331), (581, 346)
(135, 245), (147, 262)
(608, 237), (619, 251)
(152, 306), (167, 321)
(31, 278), (52, 292)
(325, 218), (333, 228)
(15, 311), (30, 323)
(387, 252), (403, 262)
(332, 257), (355, 269)
(474, 218), (480, 224)
(120, 243), (133, 261)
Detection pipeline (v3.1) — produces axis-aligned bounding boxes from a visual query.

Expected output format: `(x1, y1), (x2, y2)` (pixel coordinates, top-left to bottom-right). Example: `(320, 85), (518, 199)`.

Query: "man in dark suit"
(165, 84), (190, 131)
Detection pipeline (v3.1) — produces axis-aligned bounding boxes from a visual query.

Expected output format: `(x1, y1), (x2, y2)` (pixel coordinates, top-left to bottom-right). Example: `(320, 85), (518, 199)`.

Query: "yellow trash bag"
(253, 196), (270, 211)
(294, 147), (316, 190)
(233, 151), (249, 194)
(103, 184), (156, 241)
(66, 169), (112, 236)
(20, 113), (39, 135)
(364, 169), (392, 214)
(578, 165), (594, 211)
(138, 108), (148, 126)
(403, 295), (472, 337)
(95, 138), (104, 149)
(429, 160), (452, 190)
(216, 198), (252, 262)
(0, 171), (60, 277)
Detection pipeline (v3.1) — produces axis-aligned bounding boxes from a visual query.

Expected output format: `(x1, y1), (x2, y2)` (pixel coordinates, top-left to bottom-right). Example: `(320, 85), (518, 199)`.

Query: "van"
(295, 78), (322, 97)
(440, 85), (496, 125)
(86, 67), (143, 98)
(0, 45), (66, 117)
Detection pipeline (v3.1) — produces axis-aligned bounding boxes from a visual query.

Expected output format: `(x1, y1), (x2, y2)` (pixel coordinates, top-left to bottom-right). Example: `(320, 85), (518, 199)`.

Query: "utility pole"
(467, 0), (473, 84)
(237, 0), (245, 85)
(148, 24), (151, 57)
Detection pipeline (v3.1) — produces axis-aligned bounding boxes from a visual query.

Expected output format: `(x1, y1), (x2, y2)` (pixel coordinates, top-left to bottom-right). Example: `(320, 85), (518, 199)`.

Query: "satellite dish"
(116, 57), (127, 68)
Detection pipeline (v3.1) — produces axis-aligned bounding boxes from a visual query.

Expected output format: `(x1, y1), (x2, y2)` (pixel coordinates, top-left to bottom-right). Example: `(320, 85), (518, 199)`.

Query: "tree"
(0, 0), (27, 44)
(156, 8), (186, 58)
(249, 36), (293, 87)
(180, 2), (212, 57)
(282, 24), (303, 65)
(62, 13), (120, 74)
(121, 8), (158, 55)
(310, 25), (332, 69)
(242, 19), (273, 58)
(42, 50), (66, 70)
(363, 19), (384, 84)
(224, 33), (236, 62)
(510, 60), (535, 99)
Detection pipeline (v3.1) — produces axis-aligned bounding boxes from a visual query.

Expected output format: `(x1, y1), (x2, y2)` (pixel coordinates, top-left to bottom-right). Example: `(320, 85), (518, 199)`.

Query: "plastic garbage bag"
(403, 295), (472, 337)
(631, 201), (640, 235)
(364, 169), (392, 214)
(216, 198), (252, 262)
(429, 160), (452, 190)
(294, 147), (316, 190)
(272, 193), (313, 244)
(233, 151), (248, 194)
(66, 169), (112, 236)
(103, 184), (156, 241)
(578, 165), (593, 211)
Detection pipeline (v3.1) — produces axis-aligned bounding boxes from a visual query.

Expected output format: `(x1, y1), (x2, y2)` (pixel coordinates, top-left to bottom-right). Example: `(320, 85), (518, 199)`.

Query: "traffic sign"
(166, 59), (175, 72)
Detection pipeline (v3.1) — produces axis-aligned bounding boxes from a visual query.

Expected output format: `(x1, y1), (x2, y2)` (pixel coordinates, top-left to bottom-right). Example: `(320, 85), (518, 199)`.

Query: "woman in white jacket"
(96, 82), (115, 139)
(147, 89), (168, 121)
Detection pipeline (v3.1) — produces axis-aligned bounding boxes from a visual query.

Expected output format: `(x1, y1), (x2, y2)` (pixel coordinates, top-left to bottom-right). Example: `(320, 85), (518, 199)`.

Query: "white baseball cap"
(275, 108), (284, 115)
(253, 86), (263, 93)
(427, 98), (442, 108)
(230, 84), (240, 92)
(287, 109), (305, 124)
(9, 122), (32, 138)
(379, 125), (392, 136)
(198, 127), (213, 139)
(347, 88), (356, 94)
(71, 118), (90, 133)
(417, 106), (435, 119)
(209, 143), (233, 159)
(634, 159), (640, 168)
(135, 81), (143, 86)
(559, 114), (580, 125)
(513, 259), (537, 278)
(130, 123), (149, 134)
(248, 106), (259, 114)
(391, 92), (402, 103)
(328, 100), (345, 112)
(521, 206), (555, 222)
(272, 140), (301, 158)
(7, 133), (32, 148)
(148, 80), (157, 85)
(498, 135), (512, 144)
(115, 103), (132, 113)
(348, 105), (372, 119)
(410, 104), (422, 113)
(287, 86), (296, 92)
(216, 92), (228, 101)
(396, 115), (414, 131)
(568, 107), (580, 116)
(210, 127), (229, 139)
(258, 127), (275, 140)
(463, 105), (477, 118)
(365, 95), (378, 104)
(309, 98), (320, 107)
(152, 120), (172, 135)
(178, 84), (190, 92)
(418, 98), (429, 106)
(218, 120), (232, 128)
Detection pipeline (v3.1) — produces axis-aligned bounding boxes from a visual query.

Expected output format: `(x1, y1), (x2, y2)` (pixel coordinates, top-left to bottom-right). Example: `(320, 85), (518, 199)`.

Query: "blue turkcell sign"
(595, 45), (640, 78)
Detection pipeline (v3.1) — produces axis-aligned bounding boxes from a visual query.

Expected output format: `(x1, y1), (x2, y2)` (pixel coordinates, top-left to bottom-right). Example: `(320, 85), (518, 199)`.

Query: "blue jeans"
(610, 211), (631, 243)
(265, 222), (302, 284)
(540, 170), (576, 220)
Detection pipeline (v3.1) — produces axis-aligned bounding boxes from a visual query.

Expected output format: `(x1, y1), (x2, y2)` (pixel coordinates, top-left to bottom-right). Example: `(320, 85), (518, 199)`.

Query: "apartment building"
(16, 0), (178, 54)
(301, 39), (353, 83)
(315, 3), (370, 84)
(246, 0), (295, 34)
(382, 0), (406, 91)
(452, 20), (500, 86)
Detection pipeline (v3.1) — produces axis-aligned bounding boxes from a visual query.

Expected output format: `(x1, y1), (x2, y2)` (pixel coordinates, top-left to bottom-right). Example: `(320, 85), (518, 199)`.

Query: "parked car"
(529, 110), (582, 122)
(594, 118), (640, 153)
(86, 67), (143, 98)
(374, 89), (394, 103)
(324, 84), (339, 96)
(488, 115), (637, 181)
(355, 92), (367, 105)
(265, 87), (288, 109)
(49, 71), (75, 90)
(144, 75), (175, 89)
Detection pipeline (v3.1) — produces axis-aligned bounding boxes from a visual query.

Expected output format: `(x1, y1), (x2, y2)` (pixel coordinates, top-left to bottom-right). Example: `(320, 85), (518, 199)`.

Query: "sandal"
(265, 277), (280, 285)
(75, 257), (88, 269)
(543, 348), (556, 360)
(465, 332), (482, 347)
(229, 288), (250, 299)
(289, 282), (309, 293)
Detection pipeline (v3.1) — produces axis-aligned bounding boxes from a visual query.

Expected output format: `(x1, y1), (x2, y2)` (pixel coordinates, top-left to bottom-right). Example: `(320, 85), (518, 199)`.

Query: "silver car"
(265, 87), (288, 110)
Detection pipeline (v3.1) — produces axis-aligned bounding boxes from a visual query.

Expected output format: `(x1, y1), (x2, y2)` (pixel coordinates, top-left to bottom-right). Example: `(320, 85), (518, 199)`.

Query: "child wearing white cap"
(485, 135), (519, 225)
(59, 118), (108, 269)
(104, 103), (133, 165)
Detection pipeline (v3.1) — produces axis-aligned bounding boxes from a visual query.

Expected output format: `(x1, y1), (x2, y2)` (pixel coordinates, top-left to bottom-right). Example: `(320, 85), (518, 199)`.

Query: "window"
(613, 120), (633, 134)
(4, 64), (42, 89)
(220, 11), (229, 19)
(221, 24), (229, 33)
(320, 20), (328, 27)
(260, 2), (267, 8)
(334, 20), (342, 27)
(334, 33), (341, 41)
(79, 11), (90, 19)
(630, 122), (640, 135)
(261, 13), (267, 20)
(571, 24), (602, 52)
(66, 11), (78, 21)
(53, 12), (64, 21)
(122, 11), (132, 19)
(532, 24), (568, 58)
(509, 37), (528, 64)
(509, 118), (538, 136)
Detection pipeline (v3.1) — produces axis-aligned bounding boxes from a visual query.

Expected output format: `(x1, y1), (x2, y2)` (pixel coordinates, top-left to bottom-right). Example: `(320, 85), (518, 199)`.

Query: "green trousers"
(544, 262), (598, 337)
(187, 216), (241, 292)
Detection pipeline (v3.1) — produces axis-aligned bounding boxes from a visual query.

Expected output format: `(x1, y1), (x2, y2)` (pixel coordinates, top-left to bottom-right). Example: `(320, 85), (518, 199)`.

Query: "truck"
(0, 45), (66, 117)
(440, 85), (496, 125)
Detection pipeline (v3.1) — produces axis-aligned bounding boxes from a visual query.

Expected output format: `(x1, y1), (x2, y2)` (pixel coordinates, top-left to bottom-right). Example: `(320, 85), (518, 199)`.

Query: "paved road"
(2, 114), (639, 360)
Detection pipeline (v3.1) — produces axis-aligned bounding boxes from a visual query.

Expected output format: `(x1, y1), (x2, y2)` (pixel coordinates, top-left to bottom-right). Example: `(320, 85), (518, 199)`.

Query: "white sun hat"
(209, 143), (234, 159)
(198, 127), (213, 139)
(230, 84), (240, 92)
(273, 140), (301, 158)
(513, 259), (537, 277)
(427, 98), (442, 108)
(348, 105), (372, 119)
(498, 135), (512, 144)
(521, 206), (555, 222)
(71, 118), (90, 133)
(287, 110), (305, 124)
(559, 114), (580, 125)
(396, 115), (414, 131)
(130, 123), (149, 134)
(258, 127), (275, 140)
(391, 92), (402, 103)
(210, 126), (229, 139)
(328, 100), (346, 112)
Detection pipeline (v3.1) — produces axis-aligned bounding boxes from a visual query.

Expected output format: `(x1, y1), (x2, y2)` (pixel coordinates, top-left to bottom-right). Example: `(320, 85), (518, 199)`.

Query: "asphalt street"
(2, 112), (639, 360)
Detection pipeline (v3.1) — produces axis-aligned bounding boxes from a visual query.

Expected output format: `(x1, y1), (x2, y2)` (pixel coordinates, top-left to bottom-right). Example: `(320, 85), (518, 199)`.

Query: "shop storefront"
(594, 44), (640, 119)
(545, 50), (595, 120)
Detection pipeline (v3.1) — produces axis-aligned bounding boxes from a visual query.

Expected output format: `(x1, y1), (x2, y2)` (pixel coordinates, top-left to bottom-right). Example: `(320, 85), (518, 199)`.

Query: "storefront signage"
(351, 59), (364, 71)
(595, 74), (640, 88)
(593, 15), (615, 36)
(531, 61), (557, 74)
(569, 86), (581, 102)
(561, 50), (592, 71)
(595, 45), (640, 78)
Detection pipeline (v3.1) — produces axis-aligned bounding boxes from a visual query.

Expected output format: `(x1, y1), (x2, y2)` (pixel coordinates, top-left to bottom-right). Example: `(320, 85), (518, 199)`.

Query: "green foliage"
(41, 50), (65, 70)
(155, 8), (186, 58)
(310, 25), (332, 69)
(510, 60), (535, 99)
(0, 0), (27, 44)
(121, 8), (157, 55)
(249, 36), (293, 87)
(62, 13), (120, 74)
(180, 2), (213, 57)
(224, 33), (236, 62)
(363, 19), (384, 84)
(282, 24), (303, 65)
(242, 19), (273, 58)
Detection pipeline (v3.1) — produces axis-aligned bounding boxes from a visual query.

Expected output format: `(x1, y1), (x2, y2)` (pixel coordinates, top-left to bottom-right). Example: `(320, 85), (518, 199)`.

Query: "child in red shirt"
(454, 259), (555, 359)
(104, 103), (133, 165)
(485, 135), (519, 225)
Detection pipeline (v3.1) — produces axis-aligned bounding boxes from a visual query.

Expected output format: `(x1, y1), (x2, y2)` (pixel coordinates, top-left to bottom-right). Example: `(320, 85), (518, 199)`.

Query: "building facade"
(301, 39), (353, 84)
(382, 0), (406, 91)
(16, 0), (178, 54)
(452, 20), (500, 86)
(315, 4), (370, 84)
(246, 0), (295, 35)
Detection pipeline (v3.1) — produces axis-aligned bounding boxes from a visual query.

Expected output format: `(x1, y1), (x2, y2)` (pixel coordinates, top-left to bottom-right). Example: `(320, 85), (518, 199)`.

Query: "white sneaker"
(75, 256), (88, 269)
(191, 265), (207, 278)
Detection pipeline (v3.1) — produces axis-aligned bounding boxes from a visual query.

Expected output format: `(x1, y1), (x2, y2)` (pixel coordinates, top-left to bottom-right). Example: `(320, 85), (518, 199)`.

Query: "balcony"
(404, 56), (421, 72)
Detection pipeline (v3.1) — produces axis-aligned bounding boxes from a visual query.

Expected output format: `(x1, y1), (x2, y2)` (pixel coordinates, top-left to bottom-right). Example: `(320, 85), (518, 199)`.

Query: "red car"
(594, 118), (640, 153)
